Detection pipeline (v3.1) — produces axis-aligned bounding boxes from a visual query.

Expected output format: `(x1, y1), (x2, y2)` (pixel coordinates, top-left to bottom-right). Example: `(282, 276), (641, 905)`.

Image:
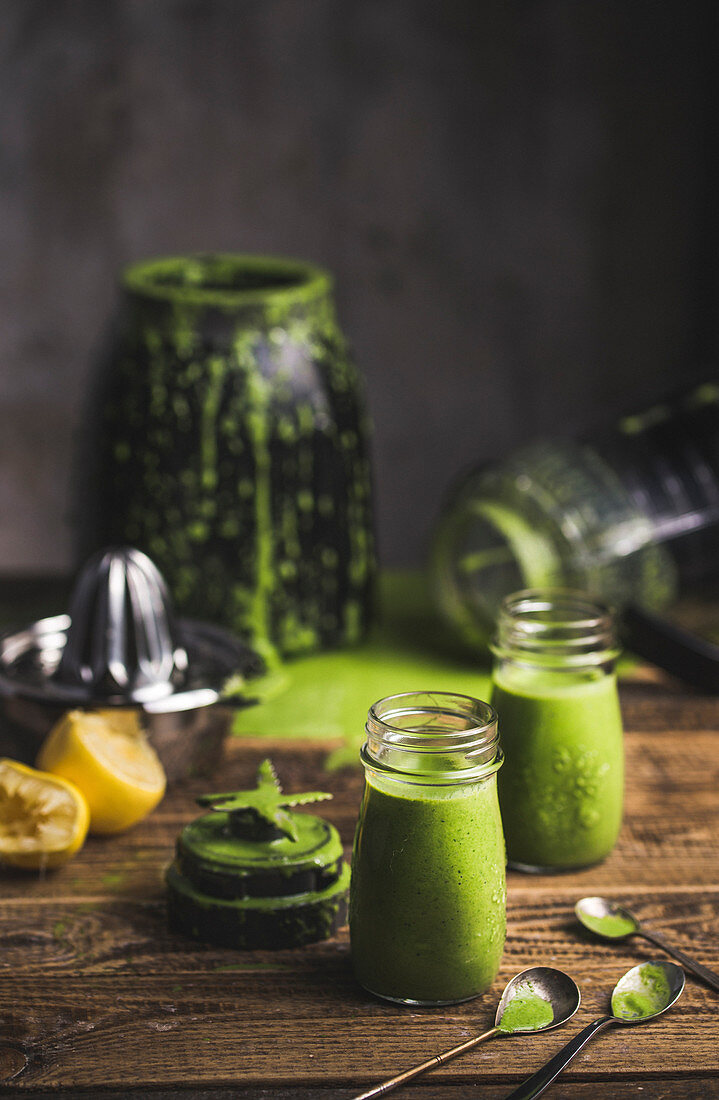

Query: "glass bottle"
(349, 691), (505, 1005)
(490, 590), (623, 872)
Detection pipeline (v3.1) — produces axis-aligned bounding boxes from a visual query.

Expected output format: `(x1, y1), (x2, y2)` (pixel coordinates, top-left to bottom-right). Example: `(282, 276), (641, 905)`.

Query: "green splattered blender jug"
(431, 381), (719, 689)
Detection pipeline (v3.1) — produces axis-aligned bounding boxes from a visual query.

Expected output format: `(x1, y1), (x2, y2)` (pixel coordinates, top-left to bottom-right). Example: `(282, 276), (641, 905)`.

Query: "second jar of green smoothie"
(350, 691), (506, 1005)
(490, 590), (624, 872)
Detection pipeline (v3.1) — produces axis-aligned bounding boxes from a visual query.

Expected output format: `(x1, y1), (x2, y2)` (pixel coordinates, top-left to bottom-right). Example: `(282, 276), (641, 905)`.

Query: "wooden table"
(1, 676), (718, 1098)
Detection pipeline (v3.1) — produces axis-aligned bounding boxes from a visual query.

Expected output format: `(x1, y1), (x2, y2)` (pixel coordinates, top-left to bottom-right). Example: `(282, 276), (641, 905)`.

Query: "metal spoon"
(576, 896), (719, 993)
(351, 967), (580, 1100)
(503, 960), (684, 1100)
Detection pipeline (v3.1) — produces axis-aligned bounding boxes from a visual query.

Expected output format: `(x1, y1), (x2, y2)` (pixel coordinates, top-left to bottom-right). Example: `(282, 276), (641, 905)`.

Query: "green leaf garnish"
(196, 759), (332, 841)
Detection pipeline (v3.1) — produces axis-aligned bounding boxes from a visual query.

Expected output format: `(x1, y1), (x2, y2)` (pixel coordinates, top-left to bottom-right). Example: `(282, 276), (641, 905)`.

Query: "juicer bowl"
(0, 548), (263, 781)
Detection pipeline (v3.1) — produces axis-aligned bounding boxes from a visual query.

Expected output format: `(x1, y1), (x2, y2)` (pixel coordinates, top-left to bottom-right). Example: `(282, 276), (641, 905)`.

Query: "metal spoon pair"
(353, 958), (684, 1100)
(504, 960), (684, 1099)
(494, 898), (710, 1098)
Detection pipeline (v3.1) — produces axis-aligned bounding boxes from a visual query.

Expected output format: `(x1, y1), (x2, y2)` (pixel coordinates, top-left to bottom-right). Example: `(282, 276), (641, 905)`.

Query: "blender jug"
(431, 381), (719, 689)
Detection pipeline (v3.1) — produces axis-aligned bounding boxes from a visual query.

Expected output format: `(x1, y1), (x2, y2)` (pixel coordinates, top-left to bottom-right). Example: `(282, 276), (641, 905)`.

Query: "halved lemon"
(37, 710), (166, 835)
(0, 758), (90, 870)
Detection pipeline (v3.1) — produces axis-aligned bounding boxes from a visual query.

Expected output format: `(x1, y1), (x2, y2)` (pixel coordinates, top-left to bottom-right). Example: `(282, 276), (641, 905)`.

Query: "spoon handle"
(351, 1026), (499, 1100)
(639, 929), (719, 993)
(502, 1016), (615, 1100)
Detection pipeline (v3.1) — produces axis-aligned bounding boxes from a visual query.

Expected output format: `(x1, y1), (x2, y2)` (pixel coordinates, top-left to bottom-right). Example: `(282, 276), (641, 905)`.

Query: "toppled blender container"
(431, 380), (719, 690)
(0, 547), (263, 780)
(166, 759), (350, 949)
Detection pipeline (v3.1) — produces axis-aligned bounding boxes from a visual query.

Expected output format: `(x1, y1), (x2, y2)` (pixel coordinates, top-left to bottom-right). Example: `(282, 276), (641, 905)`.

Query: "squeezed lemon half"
(37, 710), (166, 835)
(0, 758), (90, 869)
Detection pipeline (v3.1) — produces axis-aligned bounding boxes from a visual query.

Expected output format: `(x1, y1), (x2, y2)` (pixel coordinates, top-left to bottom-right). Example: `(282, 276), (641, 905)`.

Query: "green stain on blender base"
(165, 763), (349, 950)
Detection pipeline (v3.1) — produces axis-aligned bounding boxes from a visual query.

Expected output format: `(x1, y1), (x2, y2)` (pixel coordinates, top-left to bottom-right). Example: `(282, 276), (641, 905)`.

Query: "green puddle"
(232, 571), (493, 768)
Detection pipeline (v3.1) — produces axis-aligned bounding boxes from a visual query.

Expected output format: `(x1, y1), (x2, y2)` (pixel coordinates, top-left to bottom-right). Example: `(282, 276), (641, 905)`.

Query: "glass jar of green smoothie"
(490, 590), (623, 872)
(349, 691), (506, 1006)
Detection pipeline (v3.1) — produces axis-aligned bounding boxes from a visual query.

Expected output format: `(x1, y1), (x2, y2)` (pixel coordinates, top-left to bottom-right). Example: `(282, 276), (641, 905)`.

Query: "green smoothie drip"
(235, 330), (277, 667)
(498, 983), (554, 1033)
(98, 253), (375, 661)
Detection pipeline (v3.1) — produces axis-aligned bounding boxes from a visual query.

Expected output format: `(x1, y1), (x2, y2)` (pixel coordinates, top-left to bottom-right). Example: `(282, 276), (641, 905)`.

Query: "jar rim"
(363, 691), (501, 784)
(490, 587), (620, 667)
(367, 690), (498, 737)
(122, 252), (333, 310)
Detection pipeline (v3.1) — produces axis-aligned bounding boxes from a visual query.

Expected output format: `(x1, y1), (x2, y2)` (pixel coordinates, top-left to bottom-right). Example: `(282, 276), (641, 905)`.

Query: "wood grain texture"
(1, 681), (718, 1097)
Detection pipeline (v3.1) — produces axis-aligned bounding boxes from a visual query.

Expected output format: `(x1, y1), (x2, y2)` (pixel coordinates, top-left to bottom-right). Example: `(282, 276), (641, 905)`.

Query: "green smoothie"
(349, 771), (506, 1004)
(579, 910), (636, 938)
(611, 962), (672, 1020)
(498, 982), (554, 1032)
(491, 664), (623, 870)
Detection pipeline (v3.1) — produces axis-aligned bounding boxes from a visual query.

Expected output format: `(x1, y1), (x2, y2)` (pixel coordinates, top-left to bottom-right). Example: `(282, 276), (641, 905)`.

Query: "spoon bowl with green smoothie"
(503, 960), (684, 1100)
(610, 960), (685, 1022)
(495, 967), (580, 1035)
(352, 967), (580, 1099)
(576, 896), (719, 994)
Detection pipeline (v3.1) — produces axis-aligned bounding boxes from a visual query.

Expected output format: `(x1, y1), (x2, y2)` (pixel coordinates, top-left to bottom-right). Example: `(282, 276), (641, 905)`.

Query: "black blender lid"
(622, 603), (719, 693)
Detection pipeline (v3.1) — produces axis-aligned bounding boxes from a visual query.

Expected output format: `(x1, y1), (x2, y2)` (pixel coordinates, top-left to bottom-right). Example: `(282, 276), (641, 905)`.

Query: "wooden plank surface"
(1, 683), (718, 1097)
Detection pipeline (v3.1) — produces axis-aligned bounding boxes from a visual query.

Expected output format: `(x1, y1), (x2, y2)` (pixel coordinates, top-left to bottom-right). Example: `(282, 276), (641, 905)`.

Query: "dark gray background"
(0, 0), (716, 570)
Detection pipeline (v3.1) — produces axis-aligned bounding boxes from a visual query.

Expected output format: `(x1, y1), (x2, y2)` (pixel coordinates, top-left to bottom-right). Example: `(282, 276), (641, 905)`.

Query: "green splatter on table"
(232, 571), (493, 767)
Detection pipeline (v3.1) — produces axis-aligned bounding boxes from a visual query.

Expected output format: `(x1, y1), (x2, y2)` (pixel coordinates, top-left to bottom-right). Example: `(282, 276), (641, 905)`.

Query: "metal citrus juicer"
(0, 547), (263, 780)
